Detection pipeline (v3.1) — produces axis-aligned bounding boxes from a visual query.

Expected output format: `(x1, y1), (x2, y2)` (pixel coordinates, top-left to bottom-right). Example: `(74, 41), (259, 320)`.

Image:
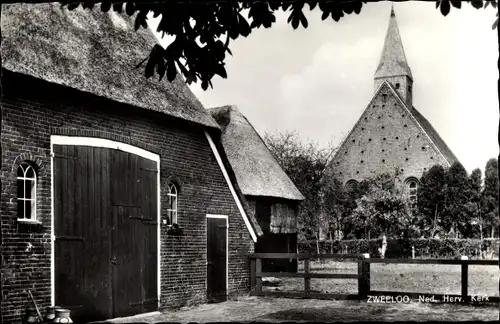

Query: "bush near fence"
(298, 239), (500, 259)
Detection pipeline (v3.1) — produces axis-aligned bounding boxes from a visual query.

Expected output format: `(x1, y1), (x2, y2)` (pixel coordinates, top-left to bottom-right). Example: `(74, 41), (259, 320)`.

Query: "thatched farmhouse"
(1, 3), (264, 323)
(324, 7), (459, 201)
(209, 106), (305, 272)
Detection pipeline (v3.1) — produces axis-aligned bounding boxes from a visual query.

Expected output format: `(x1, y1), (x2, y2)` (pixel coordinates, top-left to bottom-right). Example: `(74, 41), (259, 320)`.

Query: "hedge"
(298, 238), (499, 259)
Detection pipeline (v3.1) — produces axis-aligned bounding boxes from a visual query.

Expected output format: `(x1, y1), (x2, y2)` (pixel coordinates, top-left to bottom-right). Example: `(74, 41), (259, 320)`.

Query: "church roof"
(208, 105), (305, 201)
(1, 3), (219, 129)
(374, 7), (413, 80)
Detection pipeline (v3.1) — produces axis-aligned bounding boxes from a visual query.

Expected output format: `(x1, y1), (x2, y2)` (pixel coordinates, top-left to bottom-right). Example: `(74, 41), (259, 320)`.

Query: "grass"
(262, 260), (499, 297)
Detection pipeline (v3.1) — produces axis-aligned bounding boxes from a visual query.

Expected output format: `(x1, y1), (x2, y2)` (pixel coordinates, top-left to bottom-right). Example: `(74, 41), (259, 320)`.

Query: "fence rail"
(249, 253), (499, 304)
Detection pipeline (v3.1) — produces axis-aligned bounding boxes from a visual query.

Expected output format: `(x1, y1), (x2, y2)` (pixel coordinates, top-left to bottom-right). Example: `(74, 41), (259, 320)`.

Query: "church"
(324, 7), (459, 202)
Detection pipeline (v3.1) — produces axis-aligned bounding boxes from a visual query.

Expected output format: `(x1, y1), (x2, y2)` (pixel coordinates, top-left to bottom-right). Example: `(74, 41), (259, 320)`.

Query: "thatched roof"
(1, 3), (219, 129)
(209, 105), (305, 201)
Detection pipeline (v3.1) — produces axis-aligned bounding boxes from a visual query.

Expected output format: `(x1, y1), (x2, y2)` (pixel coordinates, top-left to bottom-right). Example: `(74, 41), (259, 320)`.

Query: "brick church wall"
(0, 71), (254, 323)
(328, 83), (449, 190)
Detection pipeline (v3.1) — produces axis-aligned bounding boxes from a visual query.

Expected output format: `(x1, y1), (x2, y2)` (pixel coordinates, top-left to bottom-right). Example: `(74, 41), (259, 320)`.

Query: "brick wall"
(328, 82), (449, 191)
(1, 71), (254, 322)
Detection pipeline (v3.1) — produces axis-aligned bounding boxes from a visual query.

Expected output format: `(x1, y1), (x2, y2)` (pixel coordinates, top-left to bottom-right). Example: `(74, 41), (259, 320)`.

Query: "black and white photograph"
(0, 1), (499, 323)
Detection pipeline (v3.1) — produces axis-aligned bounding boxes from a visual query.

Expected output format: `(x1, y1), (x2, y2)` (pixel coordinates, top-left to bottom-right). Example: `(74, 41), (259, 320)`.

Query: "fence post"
(250, 258), (256, 293)
(358, 254), (370, 300)
(461, 261), (468, 303)
(256, 258), (262, 295)
(304, 258), (311, 298)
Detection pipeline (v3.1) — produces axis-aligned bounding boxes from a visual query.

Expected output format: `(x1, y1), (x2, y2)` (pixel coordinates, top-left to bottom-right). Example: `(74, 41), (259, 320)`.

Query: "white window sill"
(17, 219), (42, 225)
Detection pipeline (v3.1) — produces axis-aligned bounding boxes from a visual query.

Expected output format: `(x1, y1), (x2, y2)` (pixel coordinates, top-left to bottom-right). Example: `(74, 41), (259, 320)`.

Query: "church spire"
(374, 6), (413, 106)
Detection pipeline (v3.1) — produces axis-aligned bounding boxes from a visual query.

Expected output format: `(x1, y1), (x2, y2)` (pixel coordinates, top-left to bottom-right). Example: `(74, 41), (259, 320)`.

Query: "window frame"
(405, 178), (419, 206)
(17, 162), (37, 222)
(166, 183), (178, 226)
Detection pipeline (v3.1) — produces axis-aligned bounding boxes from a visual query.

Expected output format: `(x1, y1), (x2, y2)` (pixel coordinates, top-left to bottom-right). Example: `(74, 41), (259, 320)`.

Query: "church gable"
(327, 82), (449, 186)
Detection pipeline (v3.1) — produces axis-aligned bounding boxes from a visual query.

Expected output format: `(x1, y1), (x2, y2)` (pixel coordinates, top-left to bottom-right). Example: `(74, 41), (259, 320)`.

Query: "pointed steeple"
(374, 6), (413, 106)
(374, 6), (412, 80)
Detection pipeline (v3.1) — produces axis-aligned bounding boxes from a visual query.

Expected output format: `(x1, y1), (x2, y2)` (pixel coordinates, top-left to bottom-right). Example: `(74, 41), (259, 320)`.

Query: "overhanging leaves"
(63, 0), (497, 90)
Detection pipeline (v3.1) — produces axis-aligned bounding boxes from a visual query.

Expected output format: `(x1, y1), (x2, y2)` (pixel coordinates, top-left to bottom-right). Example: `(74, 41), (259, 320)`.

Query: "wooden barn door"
(206, 216), (228, 303)
(53, 144), (158, 322)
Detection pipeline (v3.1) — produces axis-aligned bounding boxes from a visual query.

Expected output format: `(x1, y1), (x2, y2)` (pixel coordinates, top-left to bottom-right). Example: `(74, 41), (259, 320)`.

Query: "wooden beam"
(258, 272), (359, 279)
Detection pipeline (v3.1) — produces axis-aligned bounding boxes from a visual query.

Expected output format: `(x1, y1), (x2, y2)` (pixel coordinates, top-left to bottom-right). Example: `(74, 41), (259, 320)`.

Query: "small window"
(345, 180), (359, 192)
(406, 179), (418, 206)
(382, 159), (385, 163)
(356, 171), (360, 174)
(361, 150), (365, 154)
(360, 160), (364, 164)
(405, 158), (409, 161)
(381, 126), (385, 129)
(352, 139), (356, 143)
(383, 137), (386, 141)
(430, 156), (434, 160)
(382, 94), (387, 102)
(421, 146), (426, 151)
(368, 138), (372, 142)
(336, 162), (340, 165)
(361, 127), (365, 131)
(416, 135), (420, 138)
(408, 85), (412, 93)
(364, 117), (368, 121)
(395, 83), (400, 89)
(404, 124), (408, 127)
(378, 116), (382, 119)
(166, 183), (178, 225)
(381, 149), (385, 152)
(17, 162), (37, 221)
(404, 148), (407, 151)
(395, 136), (399, 140)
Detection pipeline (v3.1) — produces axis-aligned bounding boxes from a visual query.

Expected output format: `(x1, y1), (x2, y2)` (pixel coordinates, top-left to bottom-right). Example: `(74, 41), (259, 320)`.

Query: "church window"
(405, 178), (418, 206)
(345, 180), (359, 192)
(395, 83), (400, 89)
(17, 162), (37, 221)
(166, 183), (178, 225)
(382, 94), (387, 102)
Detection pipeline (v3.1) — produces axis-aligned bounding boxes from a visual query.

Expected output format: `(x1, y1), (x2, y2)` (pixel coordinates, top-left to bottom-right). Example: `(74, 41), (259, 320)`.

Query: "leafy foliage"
(481, 158), (500, 238)
(263, 131), (336, 242)
(63, 0), (498, 90)
(299, 238), (500, 259)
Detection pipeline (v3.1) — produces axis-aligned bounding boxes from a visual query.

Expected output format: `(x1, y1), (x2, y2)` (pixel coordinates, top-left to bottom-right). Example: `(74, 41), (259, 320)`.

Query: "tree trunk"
(315, 232), (320, 255)
(492, 226), (496, 239)
(431, 205), (439, 238)
(329, 231), (333, 254)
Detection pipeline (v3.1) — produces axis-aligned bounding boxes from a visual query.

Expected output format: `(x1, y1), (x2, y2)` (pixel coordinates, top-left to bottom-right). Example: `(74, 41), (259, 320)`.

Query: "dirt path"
(105, 296), (498, 323)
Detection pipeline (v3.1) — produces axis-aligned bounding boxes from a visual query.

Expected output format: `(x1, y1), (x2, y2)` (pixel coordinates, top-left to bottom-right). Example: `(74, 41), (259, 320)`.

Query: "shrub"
(298, 238), (499, 259)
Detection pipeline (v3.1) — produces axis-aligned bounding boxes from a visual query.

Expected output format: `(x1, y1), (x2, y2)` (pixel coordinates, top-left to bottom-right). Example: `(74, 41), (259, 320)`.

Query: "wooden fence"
(249, 253), (499, 303)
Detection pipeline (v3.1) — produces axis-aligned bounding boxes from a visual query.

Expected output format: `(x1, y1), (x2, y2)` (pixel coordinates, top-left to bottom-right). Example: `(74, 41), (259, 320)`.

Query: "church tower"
(374, 6), (413, 106)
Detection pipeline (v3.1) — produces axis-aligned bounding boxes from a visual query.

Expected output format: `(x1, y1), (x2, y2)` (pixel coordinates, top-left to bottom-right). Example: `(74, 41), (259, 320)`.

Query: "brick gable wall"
(327, 83), (449, 190)
(0, 71), (254, 323)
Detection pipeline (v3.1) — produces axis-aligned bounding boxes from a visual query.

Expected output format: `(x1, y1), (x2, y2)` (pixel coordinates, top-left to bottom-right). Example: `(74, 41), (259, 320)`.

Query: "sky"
(149, 1), (499, 174)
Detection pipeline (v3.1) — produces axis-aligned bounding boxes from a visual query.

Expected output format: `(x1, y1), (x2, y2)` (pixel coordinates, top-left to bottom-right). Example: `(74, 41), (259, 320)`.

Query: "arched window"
(166, 183), (178, 225)
(17, 162), (37, 221)
(345, 180), (359, 193)
(405, 178), (419, 206)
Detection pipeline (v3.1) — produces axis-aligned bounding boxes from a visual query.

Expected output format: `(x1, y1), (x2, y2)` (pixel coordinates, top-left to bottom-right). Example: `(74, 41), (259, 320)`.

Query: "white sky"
(149, 1), (499, 174)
